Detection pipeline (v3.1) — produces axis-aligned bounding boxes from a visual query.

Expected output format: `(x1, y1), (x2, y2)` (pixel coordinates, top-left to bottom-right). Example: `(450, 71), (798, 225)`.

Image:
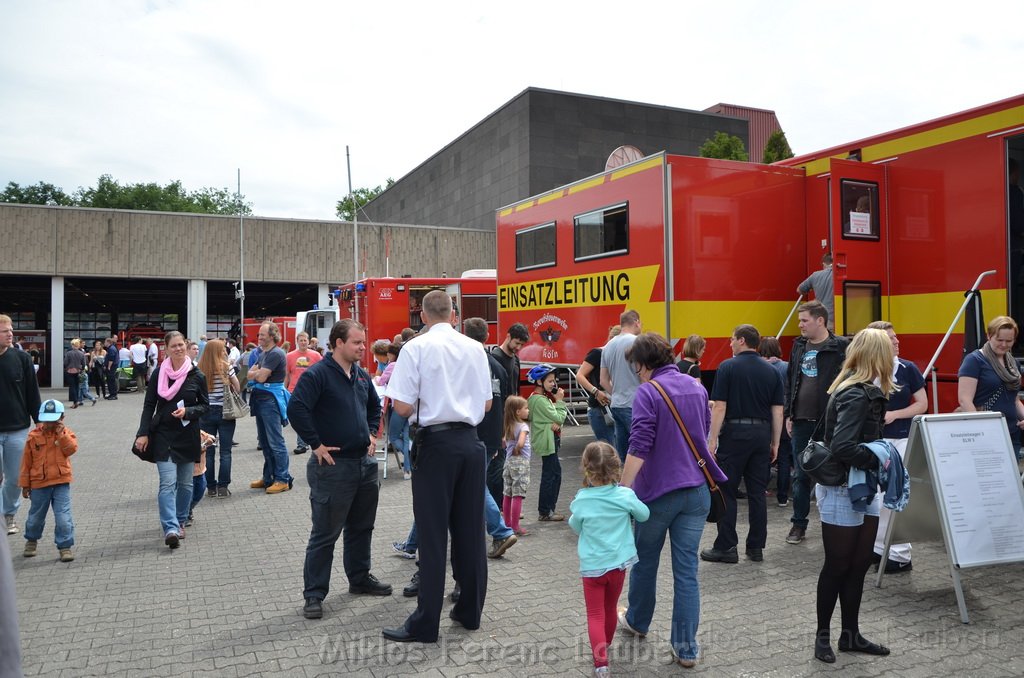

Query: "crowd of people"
(3, 299), (1024, 675)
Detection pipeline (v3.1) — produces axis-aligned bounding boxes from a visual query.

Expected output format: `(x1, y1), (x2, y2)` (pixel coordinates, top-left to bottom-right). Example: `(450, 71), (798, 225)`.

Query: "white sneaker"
(391, 541), (416, 559)
(616, 606), (645, 639)
(403, 471), (412, 480)
(4, 515), (17, 535)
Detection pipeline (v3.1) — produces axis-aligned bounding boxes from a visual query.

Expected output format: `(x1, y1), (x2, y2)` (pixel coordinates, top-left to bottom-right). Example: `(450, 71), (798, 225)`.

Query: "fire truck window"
(574, 203), (629, 262)
(515, 222), (556, 271)
(462, 295), (498, 323)
(840, 180), (879, 241)
(843, 281), (881, 333)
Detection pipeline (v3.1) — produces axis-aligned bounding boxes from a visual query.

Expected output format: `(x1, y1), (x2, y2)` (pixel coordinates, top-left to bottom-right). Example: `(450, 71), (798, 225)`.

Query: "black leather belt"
(420, 422), (473, 434)
(725, 417), (768, 425)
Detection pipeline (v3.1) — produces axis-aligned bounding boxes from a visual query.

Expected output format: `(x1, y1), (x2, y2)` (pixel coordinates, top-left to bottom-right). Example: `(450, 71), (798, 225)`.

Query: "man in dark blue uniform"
(288, 319), (391, 620)
(701, 324), (784, 563)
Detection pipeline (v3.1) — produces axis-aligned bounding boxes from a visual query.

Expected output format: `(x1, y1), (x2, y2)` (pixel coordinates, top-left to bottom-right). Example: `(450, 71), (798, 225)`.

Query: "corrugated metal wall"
(703, 104), (782, 163)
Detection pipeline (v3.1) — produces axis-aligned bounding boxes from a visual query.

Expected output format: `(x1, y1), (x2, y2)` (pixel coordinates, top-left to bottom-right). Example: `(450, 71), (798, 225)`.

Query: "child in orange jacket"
(19, 400), (77, 561)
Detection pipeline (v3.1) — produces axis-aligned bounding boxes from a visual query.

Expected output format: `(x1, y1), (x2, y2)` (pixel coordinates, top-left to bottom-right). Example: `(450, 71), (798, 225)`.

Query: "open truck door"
(829, 158), (889, 336)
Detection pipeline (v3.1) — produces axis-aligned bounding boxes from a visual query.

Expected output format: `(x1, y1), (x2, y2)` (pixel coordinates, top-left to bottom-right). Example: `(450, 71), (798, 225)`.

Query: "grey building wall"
(0, 204), (495, 282)
(361, 87), (750, 232)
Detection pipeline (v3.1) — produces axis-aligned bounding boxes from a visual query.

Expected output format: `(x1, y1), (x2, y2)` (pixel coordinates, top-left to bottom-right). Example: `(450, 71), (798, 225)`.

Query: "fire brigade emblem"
(533, 314), (568, 346)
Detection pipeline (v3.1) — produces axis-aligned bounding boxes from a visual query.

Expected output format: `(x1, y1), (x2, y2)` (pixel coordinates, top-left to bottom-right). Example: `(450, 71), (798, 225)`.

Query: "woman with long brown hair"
(134, 331), (208, 549)
(196, 339), (239, 499)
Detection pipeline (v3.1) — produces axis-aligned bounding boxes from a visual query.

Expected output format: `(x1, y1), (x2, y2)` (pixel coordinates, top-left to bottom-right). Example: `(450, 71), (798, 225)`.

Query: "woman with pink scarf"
(134, 331), (209, 549)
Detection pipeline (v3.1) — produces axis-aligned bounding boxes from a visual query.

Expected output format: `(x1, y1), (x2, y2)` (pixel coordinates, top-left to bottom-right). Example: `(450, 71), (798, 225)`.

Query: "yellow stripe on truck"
(800, 105), (1024, 176)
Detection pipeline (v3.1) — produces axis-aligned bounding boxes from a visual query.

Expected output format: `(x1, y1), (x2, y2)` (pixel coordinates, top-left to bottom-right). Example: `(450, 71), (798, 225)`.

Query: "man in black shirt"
(0, 313), (41, 536)
(785, 301), (848, 545)
(288, 319), (391, 620)
(701, 324), (783, 564)
(103, 337), (119, 400)
(487, 322), (527, 506)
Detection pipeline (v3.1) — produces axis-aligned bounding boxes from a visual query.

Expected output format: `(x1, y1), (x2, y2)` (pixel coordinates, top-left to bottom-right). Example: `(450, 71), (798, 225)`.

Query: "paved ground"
(8, 388), (1024, 677)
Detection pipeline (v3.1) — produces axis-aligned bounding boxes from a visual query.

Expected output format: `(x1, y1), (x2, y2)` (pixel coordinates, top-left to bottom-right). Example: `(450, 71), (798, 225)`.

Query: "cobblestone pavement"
(8, 388), (1024, 677)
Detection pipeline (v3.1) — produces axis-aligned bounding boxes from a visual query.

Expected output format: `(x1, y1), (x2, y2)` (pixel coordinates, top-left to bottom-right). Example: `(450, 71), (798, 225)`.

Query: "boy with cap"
(19, 400), (78, 562)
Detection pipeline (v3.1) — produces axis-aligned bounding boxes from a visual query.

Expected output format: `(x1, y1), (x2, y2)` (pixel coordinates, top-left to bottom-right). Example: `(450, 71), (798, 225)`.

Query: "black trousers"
(714, 422), (770, 551)
(485, 446), (505, 508)
(303, 456), (380, 601)
(106, 368), (118, 397)
(404, 427), (487, 642)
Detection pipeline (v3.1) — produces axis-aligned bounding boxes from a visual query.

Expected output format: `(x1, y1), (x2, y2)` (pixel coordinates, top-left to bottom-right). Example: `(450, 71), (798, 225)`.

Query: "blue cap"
(39, 399), (64, 422)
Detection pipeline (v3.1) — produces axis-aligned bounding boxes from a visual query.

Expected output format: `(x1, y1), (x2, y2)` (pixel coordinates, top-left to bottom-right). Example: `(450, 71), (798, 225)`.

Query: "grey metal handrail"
(776, 295), (804, 339)
(922, 270), (996, 414)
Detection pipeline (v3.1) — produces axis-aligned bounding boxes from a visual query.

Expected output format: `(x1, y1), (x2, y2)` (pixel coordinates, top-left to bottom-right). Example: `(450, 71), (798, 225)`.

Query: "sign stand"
(876, 412), (1024, 623)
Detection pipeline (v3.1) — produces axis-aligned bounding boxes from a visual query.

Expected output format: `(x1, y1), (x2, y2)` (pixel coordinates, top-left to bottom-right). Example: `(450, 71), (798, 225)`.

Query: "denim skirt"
(815, 484), (881, 527)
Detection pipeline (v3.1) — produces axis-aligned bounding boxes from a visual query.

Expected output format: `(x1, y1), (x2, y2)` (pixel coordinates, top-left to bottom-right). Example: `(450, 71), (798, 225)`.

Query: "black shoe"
(382, 626), (418, 643)
(815, 638), (836, 663)
(449, 607), (479, 630)
(745, 548), (763, 562)
(164, 532), (179, 549)
(786, 526), (806, 544)
(700, 547), (738, 563)
(185, 512), (194, 527)
(870, 551), (883, 564)
(403, 572), (420, 597)
(349, 573), (393, 596)
(838, 633), (890, 655)
(303, 597), (323, 619)
(293, 445), (308, 455)
(449, 582), (461, 603)
(884, 558), (912, 574)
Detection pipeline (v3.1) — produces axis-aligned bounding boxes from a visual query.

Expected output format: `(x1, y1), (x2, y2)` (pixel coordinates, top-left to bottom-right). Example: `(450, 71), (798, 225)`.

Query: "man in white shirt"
(227, 339), (241, 368)
(382, 290), (492, 644)
(128, 337), (148, 390)
(146, 339), (159, 379)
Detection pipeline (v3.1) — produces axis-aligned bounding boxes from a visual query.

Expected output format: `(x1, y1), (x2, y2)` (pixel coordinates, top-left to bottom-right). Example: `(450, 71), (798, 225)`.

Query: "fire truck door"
(829, 158), (889, 336)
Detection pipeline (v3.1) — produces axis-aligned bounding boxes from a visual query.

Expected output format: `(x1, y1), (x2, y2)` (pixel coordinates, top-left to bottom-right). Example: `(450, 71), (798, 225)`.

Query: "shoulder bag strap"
(648, 379), (721, 492)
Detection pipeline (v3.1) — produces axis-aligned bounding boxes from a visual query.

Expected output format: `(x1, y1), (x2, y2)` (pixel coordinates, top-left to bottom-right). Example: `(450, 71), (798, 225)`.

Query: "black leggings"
(816, 516), (878, 644)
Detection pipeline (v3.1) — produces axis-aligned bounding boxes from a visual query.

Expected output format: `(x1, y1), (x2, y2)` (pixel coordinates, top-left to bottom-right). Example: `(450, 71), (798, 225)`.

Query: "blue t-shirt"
(884, 358), (926, 439)
(958, 350), (1020, 443)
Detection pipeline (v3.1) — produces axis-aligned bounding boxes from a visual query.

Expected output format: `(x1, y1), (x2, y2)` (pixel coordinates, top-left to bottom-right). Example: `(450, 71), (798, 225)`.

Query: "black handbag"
(798, 417), (846, 486)
(649, 380), (727, 523)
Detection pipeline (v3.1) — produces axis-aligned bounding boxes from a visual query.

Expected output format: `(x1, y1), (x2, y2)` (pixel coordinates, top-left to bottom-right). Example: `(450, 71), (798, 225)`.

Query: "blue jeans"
(389, 410), (411, 473)
(201, 405), (236, 488)
(0, 427), (30, 517)
(775, 436), (793, 502)
(78, 375), (96, 403)
(484, 467), (514, 540)
(587, 407), (615, 445)
(626, 484), (709, 661)
(406, 522), (419, 552)
(24, 484), (74, 549)
(156, 460), (194, 535)
(611, 406), (633, 463)
(790, 420), (816, 529)
(538, 444), (562, 517)
(191, 474), (206, 510)
(251, 392), (292, 485)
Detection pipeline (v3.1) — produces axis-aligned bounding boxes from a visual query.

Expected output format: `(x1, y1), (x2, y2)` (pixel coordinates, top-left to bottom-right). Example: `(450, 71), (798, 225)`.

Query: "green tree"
(74, 174), (252, 214)
(0, 181), (74, 206)
(698, 132), (749, 161)
(762, 130), (795, 164)
(336, 179), (395, 221)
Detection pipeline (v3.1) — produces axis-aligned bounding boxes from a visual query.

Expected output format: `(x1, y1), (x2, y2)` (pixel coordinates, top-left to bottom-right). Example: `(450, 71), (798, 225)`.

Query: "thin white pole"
(238, 169), (245, 338)
(346, 145), (359, 322)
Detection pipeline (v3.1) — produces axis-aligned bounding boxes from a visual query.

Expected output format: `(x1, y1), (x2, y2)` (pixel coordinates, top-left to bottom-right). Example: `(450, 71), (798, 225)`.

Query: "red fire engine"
(497, 94), (1024, 411)
(296, 272), (497, 370)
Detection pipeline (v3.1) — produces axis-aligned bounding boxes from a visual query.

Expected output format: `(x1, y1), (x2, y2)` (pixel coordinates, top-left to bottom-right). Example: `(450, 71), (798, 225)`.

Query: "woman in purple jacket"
(617, 332), (727, 668)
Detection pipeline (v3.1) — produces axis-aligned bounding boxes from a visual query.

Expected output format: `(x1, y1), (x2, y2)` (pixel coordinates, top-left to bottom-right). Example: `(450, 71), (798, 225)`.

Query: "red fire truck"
(497, 94), (1024, 411)
(296, 272), (497, 370)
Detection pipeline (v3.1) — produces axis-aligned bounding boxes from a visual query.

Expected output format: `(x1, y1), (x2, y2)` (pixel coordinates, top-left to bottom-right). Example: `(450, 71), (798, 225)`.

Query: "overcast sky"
(1, 1), (1021, 221)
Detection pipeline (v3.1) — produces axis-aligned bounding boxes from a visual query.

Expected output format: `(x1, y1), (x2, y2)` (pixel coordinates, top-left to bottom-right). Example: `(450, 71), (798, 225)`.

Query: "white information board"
(927, 414), (1024, 567)
(878, 412), (1024, 623)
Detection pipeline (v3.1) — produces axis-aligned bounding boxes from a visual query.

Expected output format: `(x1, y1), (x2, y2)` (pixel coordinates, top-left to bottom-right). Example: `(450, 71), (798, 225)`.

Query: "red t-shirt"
(286, 349), (322, 392)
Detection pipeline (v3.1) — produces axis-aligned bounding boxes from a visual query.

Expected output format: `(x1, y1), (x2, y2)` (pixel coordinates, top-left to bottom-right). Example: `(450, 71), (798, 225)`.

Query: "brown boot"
(266, 481), (291, 494)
